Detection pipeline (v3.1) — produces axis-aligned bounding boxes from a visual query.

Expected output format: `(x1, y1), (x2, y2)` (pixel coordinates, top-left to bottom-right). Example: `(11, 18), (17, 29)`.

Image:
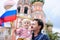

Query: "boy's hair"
(22, 19), (31, 23)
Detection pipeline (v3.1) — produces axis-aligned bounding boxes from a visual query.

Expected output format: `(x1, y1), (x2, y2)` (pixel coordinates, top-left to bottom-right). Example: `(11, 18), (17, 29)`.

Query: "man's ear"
(38, 26), (41, 29)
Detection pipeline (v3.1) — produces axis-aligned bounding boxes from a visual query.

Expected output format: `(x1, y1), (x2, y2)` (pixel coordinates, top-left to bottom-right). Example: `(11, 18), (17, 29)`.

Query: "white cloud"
(43, 0), (60, 33)
(52, 27), (60, 33)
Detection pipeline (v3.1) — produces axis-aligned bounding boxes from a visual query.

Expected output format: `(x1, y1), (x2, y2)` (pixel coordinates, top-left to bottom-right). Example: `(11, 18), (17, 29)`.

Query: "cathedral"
(12, 0), (46, 40)
(15, 0), (45, 28)
(0, 0), (53, 40)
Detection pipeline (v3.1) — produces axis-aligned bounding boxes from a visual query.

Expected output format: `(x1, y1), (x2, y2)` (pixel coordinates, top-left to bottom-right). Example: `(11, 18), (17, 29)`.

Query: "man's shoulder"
(38, 33), (50, 40)
(40, 33), (48, 37)
(42, 33), (50, 40)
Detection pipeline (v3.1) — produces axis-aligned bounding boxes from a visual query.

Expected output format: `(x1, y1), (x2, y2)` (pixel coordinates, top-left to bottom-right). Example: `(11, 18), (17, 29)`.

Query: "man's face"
(31, 20), (40, 31)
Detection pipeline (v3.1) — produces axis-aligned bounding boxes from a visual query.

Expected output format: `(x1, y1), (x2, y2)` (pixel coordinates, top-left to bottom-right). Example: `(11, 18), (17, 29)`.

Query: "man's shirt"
(33, 33), (50, 40)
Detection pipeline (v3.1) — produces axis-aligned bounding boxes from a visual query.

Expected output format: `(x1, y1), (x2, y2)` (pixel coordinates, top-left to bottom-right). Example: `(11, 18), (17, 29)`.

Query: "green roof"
(46, 20), (53, 26)
(31, 0), (44, 4)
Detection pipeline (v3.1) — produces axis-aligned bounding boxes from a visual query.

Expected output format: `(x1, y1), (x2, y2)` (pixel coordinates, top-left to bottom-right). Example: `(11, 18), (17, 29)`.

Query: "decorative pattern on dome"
(31, 0), (44, 4)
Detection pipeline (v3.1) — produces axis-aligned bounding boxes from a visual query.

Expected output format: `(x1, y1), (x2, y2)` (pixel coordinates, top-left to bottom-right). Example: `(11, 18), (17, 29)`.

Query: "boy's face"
(22, 20), (31, 29)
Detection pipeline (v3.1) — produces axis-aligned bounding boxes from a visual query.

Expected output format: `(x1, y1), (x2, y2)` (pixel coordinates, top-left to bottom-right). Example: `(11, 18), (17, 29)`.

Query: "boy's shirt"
(16, 27), (32, 38)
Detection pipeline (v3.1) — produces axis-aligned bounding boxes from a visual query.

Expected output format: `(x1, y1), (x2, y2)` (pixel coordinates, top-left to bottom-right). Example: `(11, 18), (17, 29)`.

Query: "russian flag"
(0, 18), (3, 26)
(1, 10), (17, 22)
(0, 19), (11, 27)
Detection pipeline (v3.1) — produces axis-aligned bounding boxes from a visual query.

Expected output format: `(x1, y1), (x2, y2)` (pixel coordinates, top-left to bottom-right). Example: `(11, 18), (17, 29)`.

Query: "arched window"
(24, 7), (28, 14)
(17, 6), (20, 13)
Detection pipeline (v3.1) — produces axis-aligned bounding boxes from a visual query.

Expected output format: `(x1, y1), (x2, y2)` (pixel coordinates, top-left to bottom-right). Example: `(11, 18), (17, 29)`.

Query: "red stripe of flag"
(3, 15), (17, 22)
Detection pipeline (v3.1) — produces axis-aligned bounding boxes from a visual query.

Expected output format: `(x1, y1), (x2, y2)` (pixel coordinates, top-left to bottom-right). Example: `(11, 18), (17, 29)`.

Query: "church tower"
(31, 0), (45, 24)
(12, 0), (46, 40)
(17, 0), (31, 15)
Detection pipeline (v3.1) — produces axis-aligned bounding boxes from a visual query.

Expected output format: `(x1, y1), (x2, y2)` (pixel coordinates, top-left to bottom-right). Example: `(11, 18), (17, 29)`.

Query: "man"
(30, 19), (50, 40)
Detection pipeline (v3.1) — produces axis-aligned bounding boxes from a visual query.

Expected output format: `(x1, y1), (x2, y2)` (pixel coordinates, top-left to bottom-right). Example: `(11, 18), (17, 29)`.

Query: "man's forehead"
(31, 21), (37, 24)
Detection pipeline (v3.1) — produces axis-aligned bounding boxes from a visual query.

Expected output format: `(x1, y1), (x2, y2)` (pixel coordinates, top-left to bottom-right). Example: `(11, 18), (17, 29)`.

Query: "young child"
(16, 19), (32, 40)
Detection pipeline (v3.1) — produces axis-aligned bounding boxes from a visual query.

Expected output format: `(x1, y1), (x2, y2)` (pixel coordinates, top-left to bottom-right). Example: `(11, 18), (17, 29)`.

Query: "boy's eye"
(24, 22), (29, 24)
(26, 22), (29, 24)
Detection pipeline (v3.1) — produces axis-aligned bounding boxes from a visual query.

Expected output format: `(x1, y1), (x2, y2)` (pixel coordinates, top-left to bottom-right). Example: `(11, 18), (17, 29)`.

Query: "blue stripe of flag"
(1, 10), (17, 18)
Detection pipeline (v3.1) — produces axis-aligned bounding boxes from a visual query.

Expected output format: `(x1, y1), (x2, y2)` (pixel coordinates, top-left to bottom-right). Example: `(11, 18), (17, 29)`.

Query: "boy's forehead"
(23, 20), (30, 23)
(22, 19), (31, 23)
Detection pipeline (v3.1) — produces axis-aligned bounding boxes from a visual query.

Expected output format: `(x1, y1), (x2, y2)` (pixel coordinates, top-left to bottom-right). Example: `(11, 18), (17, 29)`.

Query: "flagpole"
(11, 21), (16, 40)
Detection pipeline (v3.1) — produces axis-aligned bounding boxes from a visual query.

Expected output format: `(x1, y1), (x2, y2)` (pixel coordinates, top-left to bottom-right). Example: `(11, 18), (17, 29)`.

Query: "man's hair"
(33, 19), (44, 31)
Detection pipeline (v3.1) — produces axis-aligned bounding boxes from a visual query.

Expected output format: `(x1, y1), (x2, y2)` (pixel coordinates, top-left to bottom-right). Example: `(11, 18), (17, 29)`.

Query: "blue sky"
(0, 0), (60, 33)
(43, 0), (60, 32)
